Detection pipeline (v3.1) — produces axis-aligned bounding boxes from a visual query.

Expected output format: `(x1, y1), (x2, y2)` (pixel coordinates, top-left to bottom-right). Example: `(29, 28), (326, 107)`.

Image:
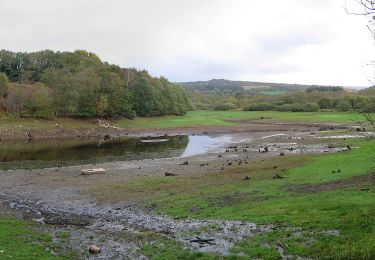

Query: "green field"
(111, 138), (375, 259)
(0, 217), (77, 259)
(116, 110), (359, 128)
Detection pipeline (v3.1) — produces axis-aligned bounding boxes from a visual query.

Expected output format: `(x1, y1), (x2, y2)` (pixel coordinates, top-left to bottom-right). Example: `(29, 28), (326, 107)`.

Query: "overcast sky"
(0, 0), (373, 87)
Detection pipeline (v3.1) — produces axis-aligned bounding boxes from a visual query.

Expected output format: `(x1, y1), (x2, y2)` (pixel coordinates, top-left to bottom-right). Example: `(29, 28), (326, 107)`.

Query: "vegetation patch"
(142, 139), (375, 258)
(116, 110), (359, 128)
(0, 217), (77, 259)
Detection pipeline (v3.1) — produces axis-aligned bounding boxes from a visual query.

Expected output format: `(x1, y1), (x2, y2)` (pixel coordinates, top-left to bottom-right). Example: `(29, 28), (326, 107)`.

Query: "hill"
(180, 79), (352, 95)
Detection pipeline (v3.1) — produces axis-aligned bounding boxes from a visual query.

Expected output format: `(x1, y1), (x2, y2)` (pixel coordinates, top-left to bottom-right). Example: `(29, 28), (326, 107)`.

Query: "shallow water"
(0, 134), (247, 169)
(181, 134), (247, 157)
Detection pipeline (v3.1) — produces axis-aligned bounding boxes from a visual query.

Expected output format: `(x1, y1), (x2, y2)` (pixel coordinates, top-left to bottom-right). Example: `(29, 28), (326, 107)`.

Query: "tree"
(22, 83), (54, 118)
(318, 97), (333, 109)
(0, 50), (191, 118)
(97, 95), (109, 117)
(0, 72), (9, 98)
(347, 0), (375, 138)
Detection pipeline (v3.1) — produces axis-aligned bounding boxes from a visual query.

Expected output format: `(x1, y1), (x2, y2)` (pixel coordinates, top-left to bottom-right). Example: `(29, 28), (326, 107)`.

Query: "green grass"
(135, 139), (375, 259)
(116, 110), (359, 128)
(0, 217), (76, 259)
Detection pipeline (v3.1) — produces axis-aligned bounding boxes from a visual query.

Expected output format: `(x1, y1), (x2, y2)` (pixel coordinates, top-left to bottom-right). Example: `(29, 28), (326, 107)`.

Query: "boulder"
(89, 245), (101, 254)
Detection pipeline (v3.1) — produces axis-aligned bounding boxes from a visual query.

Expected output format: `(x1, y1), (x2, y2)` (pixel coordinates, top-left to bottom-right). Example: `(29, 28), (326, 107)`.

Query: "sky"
(0, 0), (374, 87)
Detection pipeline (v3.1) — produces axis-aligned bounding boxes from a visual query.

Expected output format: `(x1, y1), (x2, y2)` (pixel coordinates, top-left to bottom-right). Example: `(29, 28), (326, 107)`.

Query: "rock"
(89, 245), (101, 254)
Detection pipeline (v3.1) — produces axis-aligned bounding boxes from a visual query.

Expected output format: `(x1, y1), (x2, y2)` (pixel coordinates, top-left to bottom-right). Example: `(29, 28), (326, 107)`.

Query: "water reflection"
(0, 134), (249, 170)
(0, 136), (188, 170)
(181, 135), (234, 157)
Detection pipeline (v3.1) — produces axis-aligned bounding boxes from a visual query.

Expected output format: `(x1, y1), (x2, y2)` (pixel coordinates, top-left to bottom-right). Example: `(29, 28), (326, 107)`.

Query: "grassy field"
(0, 217), (77, 259)
(105, 138), (375, 259)
(0, 111), (361, 134)
(116, 110), (360, 128)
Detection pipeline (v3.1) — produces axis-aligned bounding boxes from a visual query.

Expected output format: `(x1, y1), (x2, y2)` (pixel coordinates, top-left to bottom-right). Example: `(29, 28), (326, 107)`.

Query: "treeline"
(0, 50), (190, 118)
(305, 86), (343, 93)
(188, 86), (375, 113)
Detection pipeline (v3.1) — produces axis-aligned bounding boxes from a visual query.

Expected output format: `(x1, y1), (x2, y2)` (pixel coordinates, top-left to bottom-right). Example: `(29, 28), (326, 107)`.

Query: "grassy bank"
(106, 138), (375, 259)
(0, 113), (96, 139)
(116, 110), (359, 128)
(0, 111), (359, 136)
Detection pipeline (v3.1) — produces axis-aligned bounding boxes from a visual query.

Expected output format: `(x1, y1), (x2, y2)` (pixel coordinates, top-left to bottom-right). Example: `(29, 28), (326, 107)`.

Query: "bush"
(214, 102), (237, 111)
(290, 103), (304, 112)
(194, 102), (212, 110)
(318, 97), (333, 109)
(337, 101), (352, 111)
(244, 102), (275, 111)
(277, 104), (292, 112)
(303, 102), (320, 112)
(0, 72), (9, 98)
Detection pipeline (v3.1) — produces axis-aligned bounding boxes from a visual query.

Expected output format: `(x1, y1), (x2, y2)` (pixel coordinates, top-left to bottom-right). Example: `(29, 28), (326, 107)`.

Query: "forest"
(186, 82), (375, 113)
(0, 50), (190, 118)
(1, 50), (374, 120)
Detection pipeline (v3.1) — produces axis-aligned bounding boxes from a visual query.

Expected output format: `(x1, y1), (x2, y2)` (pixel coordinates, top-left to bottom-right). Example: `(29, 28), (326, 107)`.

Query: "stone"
(89, 245), (101, 254)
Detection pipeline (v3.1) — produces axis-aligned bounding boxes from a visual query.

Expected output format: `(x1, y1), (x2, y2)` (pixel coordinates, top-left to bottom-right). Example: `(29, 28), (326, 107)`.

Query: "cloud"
(0, 0), (373, 86)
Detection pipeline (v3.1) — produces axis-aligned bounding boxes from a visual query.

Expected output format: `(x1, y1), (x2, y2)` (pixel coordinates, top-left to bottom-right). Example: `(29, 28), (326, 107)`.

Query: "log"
(81, 168), (106, 175)
(165, 172), (177, 176)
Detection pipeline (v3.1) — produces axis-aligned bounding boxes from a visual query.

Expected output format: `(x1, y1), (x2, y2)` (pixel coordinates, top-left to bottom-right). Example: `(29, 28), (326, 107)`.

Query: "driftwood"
(81, 168), (106, 175)
(273, 173), (284, 179)
(140, 139), (169, 143)
(165, 172), (177, 176)
(190, 237), (215, 245)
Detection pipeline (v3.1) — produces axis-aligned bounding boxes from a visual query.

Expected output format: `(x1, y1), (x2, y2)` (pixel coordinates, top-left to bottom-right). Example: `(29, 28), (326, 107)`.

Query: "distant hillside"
(179, 79), (350, 95)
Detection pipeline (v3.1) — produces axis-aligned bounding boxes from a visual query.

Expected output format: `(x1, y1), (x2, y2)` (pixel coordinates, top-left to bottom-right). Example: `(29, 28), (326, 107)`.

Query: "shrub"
(244, 102), (274, 111)
(290, 103), (304, 112)
(195, 102), (212, 110)
(337, 100), (352, 111)
(277, 104), (292, 112)
(303, 102), (320, 112)
(214, 102), (237, 111)
(318, 97), (333, 109)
